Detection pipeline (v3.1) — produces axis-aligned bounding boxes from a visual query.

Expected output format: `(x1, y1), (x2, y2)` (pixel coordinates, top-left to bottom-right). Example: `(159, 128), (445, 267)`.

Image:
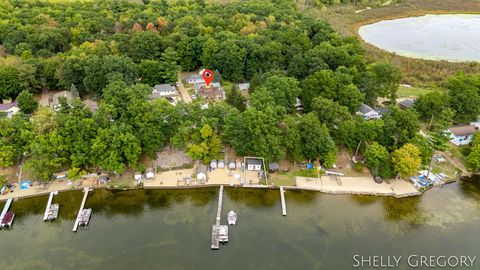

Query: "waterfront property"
(448, 125), (478, 146)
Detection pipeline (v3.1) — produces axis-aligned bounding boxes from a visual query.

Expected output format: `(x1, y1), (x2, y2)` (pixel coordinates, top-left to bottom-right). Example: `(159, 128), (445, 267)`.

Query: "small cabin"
(218, 159), (225, 169)
(228, 161), (236, 170)
(247, 159), (262, 171)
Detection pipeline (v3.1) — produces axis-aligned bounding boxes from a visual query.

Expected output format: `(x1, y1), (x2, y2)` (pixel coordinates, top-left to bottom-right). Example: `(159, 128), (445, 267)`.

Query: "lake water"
(1, 180), (480, 270)
(358, 14), (480, 62)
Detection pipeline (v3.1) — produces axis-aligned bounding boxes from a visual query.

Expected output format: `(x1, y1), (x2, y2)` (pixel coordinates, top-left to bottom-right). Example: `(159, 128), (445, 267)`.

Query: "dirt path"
(177, 81), (192, 103)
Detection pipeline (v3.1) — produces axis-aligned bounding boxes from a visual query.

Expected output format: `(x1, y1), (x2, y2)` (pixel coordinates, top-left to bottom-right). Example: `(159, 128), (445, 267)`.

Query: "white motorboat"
(218, 225), (229, 242)
(227, 210), (237, 225)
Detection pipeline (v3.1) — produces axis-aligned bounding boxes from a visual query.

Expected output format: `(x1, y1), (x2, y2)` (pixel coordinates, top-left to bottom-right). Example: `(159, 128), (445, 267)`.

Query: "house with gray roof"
(357, 104), (380, 120)
(398, 99), (416, 110)
(151, 84), (177, 99)
(0, 101), (19, 118)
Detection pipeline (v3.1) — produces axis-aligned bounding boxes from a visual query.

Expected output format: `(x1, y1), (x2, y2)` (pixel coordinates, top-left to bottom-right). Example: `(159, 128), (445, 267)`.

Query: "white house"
(0, 101), (20, 118)
(151, 84), (177, 98)
(357, 104), (380, 120)
(247, 159), (262, 171)
(448, 125), (478, 146)
(186, 74), (204, 84)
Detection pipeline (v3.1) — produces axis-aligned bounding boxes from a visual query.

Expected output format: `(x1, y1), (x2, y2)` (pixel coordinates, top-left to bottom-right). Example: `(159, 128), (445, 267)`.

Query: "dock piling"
(280, 186), (287, 216)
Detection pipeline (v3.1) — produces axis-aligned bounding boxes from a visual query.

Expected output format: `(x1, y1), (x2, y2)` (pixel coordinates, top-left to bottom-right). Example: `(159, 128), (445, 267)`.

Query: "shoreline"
(0, 180), (423, 203)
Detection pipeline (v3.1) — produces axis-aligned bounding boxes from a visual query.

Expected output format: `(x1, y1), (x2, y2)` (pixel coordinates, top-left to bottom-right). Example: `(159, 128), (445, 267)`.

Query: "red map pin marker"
(202, 69), (214, 87)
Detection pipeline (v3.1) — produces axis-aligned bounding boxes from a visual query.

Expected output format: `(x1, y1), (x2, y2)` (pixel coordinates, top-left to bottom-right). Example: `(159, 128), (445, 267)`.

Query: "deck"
(211, 185), (225, 249)
(280, 186), (287, 216)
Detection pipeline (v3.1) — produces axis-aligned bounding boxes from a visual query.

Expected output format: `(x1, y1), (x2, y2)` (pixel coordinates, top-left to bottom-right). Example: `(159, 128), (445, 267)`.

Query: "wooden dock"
(73, 187), (90, 232)
(43, 191), (59, 221)
(211, 185), (224, 249)
(280, 186), (287, 216)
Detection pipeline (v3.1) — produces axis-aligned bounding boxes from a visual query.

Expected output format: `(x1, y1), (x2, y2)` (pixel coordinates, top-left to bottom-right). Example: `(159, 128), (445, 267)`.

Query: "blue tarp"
(21, 181), (31, 190)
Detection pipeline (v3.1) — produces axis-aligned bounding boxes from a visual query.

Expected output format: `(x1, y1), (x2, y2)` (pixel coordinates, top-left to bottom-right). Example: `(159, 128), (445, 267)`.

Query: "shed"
(228, 160), (236, 169)
(247, 159), (262, 171)
(268, 162), (280, 172)
(145, 167), (154, 179)
(210, 159), (218, 169)
(218, 159), (225, 169)
(238, 83), (250, 91)
(134, 172), (142, 181)
(196, 164), (207, 181)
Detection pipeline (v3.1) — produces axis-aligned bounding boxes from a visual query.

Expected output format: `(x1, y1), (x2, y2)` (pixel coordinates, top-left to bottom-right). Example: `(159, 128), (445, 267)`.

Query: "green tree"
(260, 75), (301, 113)
(17, 90), (38, 114)
(226, 85), (246, 112)
(139, 60), (164, 86)
(298, 113), (336, 167)
(364, 142), (391, 178)
(159, 48), (179, 84)
(187, 124), (222, 164)
(0, 66), (23, 99)
(447, 72), (480, 122)
(414, 91), (450, 120)
(360, 62), (401, 104)
(391, 143), (421, 178)
(430, 108), (454, 152)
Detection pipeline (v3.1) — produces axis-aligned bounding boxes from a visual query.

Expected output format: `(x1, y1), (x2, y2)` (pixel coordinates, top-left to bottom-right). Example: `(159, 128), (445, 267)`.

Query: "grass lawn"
(268, 172), (296, 186)
(397, 85), (441, 98)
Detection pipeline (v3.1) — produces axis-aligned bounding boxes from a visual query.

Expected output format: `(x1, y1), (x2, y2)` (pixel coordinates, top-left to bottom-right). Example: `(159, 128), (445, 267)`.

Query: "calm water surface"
(359, 14), (480, 62)
(0, 180), (480, 270)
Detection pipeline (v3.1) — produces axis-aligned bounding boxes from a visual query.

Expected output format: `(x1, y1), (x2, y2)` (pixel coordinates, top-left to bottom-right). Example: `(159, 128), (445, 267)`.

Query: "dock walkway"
(73, 187), (90, 232)
(280, 186), (286, 216)
(211, 185), (224, 249)
(43, 191), (59, 221)
(0, 198), (13, 221)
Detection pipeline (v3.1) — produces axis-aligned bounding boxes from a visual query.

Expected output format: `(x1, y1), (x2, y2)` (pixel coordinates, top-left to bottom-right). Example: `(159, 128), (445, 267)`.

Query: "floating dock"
(0, 198), (14, 228)
(73, 188), (91, 232)
(280, 186), (287, 216)
(43, 191), (59, 221)
(211, 185), (225, 249)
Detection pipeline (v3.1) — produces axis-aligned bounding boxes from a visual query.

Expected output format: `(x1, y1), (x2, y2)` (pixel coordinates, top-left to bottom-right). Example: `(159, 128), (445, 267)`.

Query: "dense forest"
(0, 0), (479, 181)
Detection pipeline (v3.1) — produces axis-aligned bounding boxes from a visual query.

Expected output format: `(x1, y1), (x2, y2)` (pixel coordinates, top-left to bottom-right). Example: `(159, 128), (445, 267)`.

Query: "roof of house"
(51, 91), (73, 107)
(399, 99), (415, 108)
(196, 164), (207, 174)
(238, 83), (250, 90)
(376, 107), (390, 116)
(358, 104), (375, 114)
(84, 99), (98, 112)
(153, 84), (175, 93)
(268, 162), (280, 170)
(247, 159), (262, 165)
(188, 74), (203, 81)
(449, 125), (478, 137)
(0, 101), (18, 111)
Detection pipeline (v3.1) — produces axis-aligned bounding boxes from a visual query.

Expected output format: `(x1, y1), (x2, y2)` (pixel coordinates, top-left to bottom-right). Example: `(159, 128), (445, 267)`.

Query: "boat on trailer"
(1, 211), (15, 228)
(227, 210), (237, 225)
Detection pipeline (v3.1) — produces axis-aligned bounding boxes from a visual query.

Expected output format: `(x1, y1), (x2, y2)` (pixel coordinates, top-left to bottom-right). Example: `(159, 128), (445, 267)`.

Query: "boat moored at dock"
(227, 210), (237, 225)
